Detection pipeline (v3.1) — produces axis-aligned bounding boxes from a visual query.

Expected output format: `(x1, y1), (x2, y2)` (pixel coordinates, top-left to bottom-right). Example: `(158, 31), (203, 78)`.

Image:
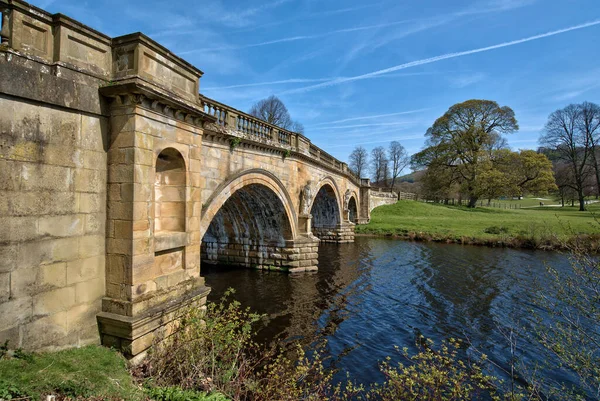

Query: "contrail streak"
(179, 19), (413, 54)
(311, 109), (429, 126)
(323, 135), (424, 148)
(203, 78), (331, 91)
(282, 19), (600, 94)
(312, 122), (414, 131)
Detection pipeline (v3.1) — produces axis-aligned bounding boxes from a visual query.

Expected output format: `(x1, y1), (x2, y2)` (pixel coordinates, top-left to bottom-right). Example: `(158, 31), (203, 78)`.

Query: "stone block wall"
(312, 224), (355, 243)
(368, 190), (398, 212)
(201, 238), (319, 273)
(0, 94), (107, 351)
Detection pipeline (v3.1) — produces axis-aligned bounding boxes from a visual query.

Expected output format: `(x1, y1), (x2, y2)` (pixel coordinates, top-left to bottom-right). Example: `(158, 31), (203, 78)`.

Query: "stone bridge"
(0, 0), (396, 359)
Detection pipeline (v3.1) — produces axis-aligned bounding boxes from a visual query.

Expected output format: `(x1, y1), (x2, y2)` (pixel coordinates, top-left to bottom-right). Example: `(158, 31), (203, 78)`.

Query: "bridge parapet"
(200, 95), (358, 184)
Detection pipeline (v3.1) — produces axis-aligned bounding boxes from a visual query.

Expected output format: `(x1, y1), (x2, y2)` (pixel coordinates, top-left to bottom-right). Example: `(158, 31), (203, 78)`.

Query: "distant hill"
(370, 170), (424, 194)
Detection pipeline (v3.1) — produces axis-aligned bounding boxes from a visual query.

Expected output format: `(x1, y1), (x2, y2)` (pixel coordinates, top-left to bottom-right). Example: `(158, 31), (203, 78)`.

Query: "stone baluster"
(0, 8), (11, 46)
(217, 107), (224, 126)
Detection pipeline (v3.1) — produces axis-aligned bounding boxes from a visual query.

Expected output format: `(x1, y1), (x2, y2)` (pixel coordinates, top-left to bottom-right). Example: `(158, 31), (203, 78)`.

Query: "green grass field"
(476, 196), (598, 209)
(356, 200), (600, 249)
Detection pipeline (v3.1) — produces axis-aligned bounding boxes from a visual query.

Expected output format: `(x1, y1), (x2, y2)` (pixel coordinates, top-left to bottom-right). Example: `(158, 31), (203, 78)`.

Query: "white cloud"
(448, 72), (487, 88)
(282, 20), (600, 95)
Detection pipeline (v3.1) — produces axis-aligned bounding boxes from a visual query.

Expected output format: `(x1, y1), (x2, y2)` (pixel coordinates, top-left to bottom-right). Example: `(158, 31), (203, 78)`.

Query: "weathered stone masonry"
(0, 0), (395, 359)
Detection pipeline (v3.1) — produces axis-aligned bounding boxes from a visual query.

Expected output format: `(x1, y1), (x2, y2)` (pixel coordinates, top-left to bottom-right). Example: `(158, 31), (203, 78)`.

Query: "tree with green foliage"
(495, 149), (557, 196)
(413, 99), (519, 207)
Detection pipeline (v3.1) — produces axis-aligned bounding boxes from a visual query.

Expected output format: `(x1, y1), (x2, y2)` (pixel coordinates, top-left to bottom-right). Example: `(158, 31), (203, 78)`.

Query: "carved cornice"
(99, 78), (216, 127)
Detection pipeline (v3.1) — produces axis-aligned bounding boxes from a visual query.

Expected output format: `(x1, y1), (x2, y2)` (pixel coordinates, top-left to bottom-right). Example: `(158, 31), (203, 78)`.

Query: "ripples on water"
(202, 237), (577, 393)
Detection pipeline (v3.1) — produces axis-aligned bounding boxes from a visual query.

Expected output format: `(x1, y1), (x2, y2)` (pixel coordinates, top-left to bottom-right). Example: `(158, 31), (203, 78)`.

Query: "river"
(202, 237), (582, 395)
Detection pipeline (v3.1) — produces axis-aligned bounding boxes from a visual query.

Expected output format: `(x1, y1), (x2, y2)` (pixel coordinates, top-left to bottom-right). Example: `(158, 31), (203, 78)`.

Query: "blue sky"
(33, 0), (600, 163)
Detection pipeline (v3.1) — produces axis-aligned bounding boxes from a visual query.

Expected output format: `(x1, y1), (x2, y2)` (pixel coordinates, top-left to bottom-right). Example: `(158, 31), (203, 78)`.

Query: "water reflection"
(203, 237), (573, 389)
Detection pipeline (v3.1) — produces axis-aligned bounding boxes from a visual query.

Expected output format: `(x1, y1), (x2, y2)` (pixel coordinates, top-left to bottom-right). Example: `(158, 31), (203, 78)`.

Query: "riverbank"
(355, 200), (600, 252)
(0, 345), (226, 400)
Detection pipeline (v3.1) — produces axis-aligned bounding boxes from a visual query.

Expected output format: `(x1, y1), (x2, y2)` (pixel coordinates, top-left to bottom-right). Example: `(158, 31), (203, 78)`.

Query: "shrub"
(484, 226), (509, 235)
(140, 290), (514, 401)
(140, 290), (358, 400)
(146, 386), (229, 401)
(366, 338), (501, 401)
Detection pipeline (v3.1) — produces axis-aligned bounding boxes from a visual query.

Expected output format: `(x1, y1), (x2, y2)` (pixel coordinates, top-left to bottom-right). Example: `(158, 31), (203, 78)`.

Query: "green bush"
(484, 225), (509, 234)
(367, 338), (502, 401)
(140, 289), (357, 400)
(146, 386), (229, 401)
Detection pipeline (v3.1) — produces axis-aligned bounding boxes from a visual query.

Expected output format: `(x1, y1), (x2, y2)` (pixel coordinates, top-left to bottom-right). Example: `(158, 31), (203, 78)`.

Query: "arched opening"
(348, 196), (358, 223)
(155, 148), (186, 233)
(310, 184), (341, 241)
(201, 183), (294, 269)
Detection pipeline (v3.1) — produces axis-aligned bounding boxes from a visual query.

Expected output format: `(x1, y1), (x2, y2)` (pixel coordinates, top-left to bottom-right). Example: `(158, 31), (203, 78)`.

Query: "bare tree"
(290, 120), (304, 134)
(249, 95), (293, 129)
(540, 104), (594, 211)
(371, 146), (388, 185)
(579, 102), (600, 198)
(348, 146), (368, 178)
(388, 141), (410, 189)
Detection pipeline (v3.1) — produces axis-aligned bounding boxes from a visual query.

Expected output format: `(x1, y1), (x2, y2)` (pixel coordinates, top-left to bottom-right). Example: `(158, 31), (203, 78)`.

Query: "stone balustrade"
(200, 95), (357, 183)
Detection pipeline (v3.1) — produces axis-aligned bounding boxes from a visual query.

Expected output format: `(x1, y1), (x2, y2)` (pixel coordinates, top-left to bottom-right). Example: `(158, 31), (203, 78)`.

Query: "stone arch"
(312, 177), (343, 221)
(309, 177), (343, 241)
(200, 169), (298, 239)
(200, 170), (304, 270)
(155, 147), (186, 233)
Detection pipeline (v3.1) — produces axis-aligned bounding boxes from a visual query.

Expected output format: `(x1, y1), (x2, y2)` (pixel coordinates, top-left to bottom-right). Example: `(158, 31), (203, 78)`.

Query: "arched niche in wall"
(155, 148), (186, 233)
(348, 196), (358, 223)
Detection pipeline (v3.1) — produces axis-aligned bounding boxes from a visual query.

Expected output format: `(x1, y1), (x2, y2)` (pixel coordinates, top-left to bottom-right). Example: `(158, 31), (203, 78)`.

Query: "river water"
(202, 237), (578, 394)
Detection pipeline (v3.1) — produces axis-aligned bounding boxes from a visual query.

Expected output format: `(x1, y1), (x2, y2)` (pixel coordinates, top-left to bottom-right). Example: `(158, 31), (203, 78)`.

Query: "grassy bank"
(0, 345), (226, 401)
(356, 200), (600, 251)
